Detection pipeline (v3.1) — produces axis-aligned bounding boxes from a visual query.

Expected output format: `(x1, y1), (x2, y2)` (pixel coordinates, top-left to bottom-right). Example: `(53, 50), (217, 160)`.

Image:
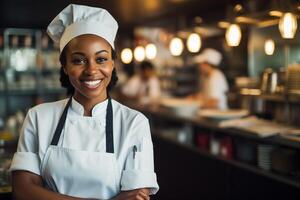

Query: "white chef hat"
(194, 48), (222, 66)
(47, 4), (118, 52)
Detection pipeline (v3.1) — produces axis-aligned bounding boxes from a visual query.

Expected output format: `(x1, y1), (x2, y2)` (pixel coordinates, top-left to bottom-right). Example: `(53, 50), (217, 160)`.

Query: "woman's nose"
(84, 60), (98, 75)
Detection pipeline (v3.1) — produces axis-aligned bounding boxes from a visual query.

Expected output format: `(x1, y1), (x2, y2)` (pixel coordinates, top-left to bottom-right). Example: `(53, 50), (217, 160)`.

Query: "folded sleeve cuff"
(9, 152), (41, 175)
(121, 169), (159, 195)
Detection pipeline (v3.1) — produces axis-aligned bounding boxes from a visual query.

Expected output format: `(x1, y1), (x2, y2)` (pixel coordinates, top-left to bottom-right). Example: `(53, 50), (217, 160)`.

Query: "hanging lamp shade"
(264, 39), (275, 55)
(121, 48), (133, 64)
(169, 37), (184, 56)
(279, 12), (297, 39)
(134, 46), (145, 62)
(145, 43), (157, 59)
(225, 24), (242, 47)
(187, 33), (201, 53)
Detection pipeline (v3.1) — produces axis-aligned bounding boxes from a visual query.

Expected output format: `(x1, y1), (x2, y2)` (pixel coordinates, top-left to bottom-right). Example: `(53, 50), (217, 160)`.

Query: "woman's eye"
(96, 57), (108, 63)
(71, 58), (86, 65)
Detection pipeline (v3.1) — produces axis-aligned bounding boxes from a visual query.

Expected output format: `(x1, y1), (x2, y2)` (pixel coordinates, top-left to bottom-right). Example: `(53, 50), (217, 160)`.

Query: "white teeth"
(83, 80), (101, 86)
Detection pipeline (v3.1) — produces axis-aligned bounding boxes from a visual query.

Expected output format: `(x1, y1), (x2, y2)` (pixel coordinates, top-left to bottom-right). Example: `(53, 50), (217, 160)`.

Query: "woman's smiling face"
(63, 34), (114, 103)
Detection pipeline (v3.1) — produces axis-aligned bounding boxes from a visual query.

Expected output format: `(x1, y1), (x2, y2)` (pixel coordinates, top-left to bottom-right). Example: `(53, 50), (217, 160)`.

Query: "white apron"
(41, 97), (120, 199)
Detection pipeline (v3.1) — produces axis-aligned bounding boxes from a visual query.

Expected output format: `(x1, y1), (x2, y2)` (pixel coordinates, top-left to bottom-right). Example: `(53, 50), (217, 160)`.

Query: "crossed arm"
(12, 171), (150, 200)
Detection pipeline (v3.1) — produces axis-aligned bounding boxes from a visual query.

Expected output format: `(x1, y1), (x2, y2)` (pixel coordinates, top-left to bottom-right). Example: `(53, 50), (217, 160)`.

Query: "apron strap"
(51, 97), (72, 146)
(50, 97), (114, 154)
(106, 98), (114, 153)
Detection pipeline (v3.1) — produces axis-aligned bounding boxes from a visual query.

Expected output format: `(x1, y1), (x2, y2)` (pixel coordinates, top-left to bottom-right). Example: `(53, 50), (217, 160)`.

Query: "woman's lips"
(81, 79), (102, 89)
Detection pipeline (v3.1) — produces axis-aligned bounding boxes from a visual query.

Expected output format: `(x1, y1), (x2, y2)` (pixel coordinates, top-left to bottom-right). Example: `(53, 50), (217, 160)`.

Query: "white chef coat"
(121, 75), (161, 101)
(10, 98), (159, 196)
(200, 69), (229, 110)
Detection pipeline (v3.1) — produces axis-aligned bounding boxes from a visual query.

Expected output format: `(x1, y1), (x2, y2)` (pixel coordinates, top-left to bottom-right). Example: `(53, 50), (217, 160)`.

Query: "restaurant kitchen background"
(1, 0), (300, 199)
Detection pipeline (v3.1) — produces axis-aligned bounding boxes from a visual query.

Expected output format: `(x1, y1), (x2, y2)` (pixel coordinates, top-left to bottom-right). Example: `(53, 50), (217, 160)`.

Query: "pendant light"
(169, 37), (184, 56)
(225, 24), (242, 47)
(264, 39), (275, 55)
(134, 46), (145, 62)
(145, 43), (157, 60)
(187, 33), (201, 53)
(121, 48), (133, 64)
(279, 12), (297, 39)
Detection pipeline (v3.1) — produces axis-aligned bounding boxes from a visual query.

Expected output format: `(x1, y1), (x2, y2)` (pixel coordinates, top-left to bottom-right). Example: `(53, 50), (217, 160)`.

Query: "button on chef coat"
(10, 98), (159, 195)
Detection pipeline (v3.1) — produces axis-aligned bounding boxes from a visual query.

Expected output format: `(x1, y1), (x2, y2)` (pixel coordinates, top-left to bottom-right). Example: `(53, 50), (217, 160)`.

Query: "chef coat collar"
(70, 97), (108, 116)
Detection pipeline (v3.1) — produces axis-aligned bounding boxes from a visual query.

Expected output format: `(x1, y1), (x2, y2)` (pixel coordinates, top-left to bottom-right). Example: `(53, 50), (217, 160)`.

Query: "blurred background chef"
(189, 48), (229, 110)
(121, 60), (161, 104)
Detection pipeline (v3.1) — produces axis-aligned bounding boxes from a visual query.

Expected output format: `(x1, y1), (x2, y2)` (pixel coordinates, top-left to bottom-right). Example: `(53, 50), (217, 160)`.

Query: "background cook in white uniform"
(193, 48), (229, 110)
(10, 4), (158, 200)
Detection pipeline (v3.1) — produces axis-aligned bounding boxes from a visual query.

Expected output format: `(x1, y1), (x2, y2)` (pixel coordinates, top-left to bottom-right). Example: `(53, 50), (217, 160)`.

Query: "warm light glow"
(145, 43), (157, 60)
(225, 24), (242, 47)
(264, 39), (275, 55)
(121, 48), (133, 64)
(134, 46), (145, 62)
(279, 12), (298, 39)
(187, 33), (201, 53)
(269, 10), (283, 17)
(169, 37), (184, 56)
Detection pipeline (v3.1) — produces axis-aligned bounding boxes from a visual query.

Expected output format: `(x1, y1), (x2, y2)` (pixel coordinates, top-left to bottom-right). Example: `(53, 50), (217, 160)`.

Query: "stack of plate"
(257, 144), (274, 171)
(287, 64), (300, 95)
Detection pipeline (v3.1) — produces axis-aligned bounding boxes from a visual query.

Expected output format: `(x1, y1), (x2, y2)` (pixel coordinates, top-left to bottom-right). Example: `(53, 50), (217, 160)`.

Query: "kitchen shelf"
(153, 130), (300, 190)
(240, 88), (300, 104)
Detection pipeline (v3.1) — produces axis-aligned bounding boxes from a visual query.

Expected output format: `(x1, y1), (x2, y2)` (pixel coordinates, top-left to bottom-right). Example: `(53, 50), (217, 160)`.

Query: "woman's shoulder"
(29, 98), (69, 115)
(111, 99), (148, 122)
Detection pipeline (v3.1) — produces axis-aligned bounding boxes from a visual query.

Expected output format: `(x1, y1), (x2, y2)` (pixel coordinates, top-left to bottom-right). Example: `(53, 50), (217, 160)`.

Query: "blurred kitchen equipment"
(286, 64), (300, 95)
(271, 147), (300, 176)
(196, 132), (210, 151)
(220, 136), (233, 160)
(160, 97), (201, 117)
(257, 144), (274, 171)
(261, 68), (278, 94)
(234, 138), (256, 165)
(199, 109), (249, 121)
(210, 135), (220, 156)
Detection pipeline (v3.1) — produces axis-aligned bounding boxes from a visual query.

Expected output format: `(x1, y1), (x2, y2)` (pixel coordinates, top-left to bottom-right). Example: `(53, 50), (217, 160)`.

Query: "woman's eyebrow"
(95, 50), (109, 55)
(71, 52), (85, 56)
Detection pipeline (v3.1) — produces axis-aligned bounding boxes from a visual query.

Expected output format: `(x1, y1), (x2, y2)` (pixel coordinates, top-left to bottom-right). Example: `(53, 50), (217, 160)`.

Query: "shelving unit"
(0, 28), (66, 117)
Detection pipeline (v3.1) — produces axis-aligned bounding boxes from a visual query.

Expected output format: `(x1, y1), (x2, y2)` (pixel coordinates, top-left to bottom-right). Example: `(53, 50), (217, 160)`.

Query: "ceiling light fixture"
(225, 24), (242, 46)
(279, 12), (297, 39)
(145, 43), (157, 60)
(134, 46), (145, 62)
(169, 37), (184, 56)
(187, 33), (201, 53)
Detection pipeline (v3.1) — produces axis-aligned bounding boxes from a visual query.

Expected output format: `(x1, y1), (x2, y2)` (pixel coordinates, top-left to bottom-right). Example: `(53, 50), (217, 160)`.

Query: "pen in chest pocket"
(133, 145), (137, 159)
(133, 145), (138, 169)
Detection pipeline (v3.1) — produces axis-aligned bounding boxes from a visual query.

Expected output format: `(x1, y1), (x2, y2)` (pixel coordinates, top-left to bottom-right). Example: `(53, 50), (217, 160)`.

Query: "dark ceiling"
(1, 0), (270, 32)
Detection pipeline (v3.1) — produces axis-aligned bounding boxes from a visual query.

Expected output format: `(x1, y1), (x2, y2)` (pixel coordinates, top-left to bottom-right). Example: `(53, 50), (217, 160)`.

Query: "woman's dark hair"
(59, 47), (118, 96)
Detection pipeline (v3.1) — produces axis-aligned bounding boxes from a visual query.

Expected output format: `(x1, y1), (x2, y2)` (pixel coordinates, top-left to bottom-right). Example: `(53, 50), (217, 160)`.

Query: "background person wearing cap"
(10, 4), (158, 200)
(189, 48), (229, 110)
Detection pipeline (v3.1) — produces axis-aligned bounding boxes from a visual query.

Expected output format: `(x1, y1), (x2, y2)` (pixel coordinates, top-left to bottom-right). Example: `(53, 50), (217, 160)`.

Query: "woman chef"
(10, 4), (159, 200)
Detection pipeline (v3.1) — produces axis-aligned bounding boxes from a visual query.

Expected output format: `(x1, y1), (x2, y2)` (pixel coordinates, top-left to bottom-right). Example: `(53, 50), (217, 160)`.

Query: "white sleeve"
(9, 109), (41, 175)
(120, 114), (159, 195)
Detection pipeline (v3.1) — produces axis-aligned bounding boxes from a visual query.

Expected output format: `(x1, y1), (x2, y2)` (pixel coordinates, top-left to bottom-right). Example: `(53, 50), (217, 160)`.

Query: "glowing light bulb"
(134, 46), (145, 62)
(264, 39), (275, 55)
(225, 24), (242, 47)
(279, 12), (297, 39)
(121, 48), (133, 64)
(187, 33), (201, 53)
(169, 37), (184, 56)
(145, 43), (157, 59)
